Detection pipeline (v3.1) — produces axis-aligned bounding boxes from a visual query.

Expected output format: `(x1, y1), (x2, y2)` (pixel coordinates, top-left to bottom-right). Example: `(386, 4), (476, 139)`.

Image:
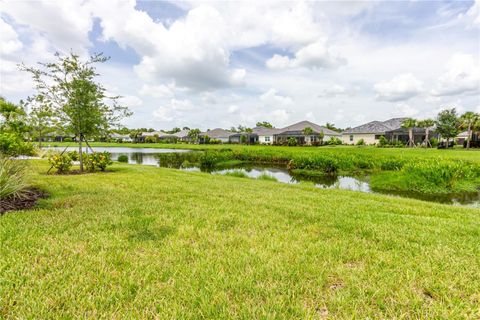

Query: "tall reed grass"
(0, 157), (29, 200)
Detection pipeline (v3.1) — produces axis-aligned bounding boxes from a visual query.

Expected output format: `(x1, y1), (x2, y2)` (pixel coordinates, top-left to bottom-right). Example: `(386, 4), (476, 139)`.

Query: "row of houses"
(114, 117), (477, 146)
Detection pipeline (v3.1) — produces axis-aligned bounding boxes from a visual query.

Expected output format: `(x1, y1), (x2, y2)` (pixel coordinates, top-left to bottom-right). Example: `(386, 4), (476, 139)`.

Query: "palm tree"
(417, 119), (435, 148)
(302, 127), (314, 145)
(459, 111), (480, 149)
(401, 118), (417, 147)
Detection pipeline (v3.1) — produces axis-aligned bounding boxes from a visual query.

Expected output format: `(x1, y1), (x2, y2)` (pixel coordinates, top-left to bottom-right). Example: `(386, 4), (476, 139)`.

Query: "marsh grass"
(256, 173), (278, 181)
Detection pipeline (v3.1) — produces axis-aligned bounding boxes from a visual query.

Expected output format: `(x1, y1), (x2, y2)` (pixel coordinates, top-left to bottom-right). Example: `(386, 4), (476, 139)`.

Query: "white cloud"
(139, 84), (175, 98)
(374, 73), (424, 101)
(119, 95), (143, 108)
(2, 0), (92, 55)
(319, 84), (348, 97)
(266, 39), (345, 70)
(271, 109), (291, 126)
(430, 53), (480, 96)
(227, 105), (239, 113)
(260, 89), (293, 107)
(393, 103), (419, 117)
(0, 18), (23, 55)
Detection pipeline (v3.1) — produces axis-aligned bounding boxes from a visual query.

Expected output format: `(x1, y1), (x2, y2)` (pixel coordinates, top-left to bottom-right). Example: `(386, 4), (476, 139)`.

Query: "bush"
(356, 139), (365, 146)
(84, 152), (113, 171)
(67, 150), (79, 161)
(0, 132), (35, 156)
(327, 137), (342, 145)
(287, 137), (297, 146)
(117, 154), (129, 163)
(429, 138), (439, 147)
(0, 157), (29, 200)
(144, 136), (157, 143)
(63, 137), (73, 142)
(48, 153), (73, 173)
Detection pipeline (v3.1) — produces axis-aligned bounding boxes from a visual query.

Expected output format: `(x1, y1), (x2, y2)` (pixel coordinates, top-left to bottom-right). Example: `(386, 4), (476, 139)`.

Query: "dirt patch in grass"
(0, 188), (48, 214)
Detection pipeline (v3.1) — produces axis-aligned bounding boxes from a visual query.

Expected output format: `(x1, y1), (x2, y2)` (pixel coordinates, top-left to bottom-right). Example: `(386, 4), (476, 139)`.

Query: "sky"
(1, 0), (479, 131)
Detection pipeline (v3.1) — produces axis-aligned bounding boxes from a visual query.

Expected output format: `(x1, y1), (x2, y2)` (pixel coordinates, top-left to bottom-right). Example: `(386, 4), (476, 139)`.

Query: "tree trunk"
(424, 129), (430, 148)
(38, 129), (42, 149)
(408, 128), (414, 147)
(467, 125), (471, 149)
(79, 135), (84, 172)
(446, 138), (450, 148)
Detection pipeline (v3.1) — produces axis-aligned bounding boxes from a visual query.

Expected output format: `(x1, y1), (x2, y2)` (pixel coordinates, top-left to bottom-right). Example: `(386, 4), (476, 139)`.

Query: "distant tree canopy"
(256, 121), (274, 128)
(164, 127), (181, 134)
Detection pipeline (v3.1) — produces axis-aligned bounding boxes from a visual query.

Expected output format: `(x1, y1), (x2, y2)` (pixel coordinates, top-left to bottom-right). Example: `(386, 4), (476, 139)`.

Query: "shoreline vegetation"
(1, 161), (479, 318)
(46, 142), (480, 195)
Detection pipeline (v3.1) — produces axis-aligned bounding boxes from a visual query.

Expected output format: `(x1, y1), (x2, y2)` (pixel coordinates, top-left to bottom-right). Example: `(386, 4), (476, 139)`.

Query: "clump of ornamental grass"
(223, 170), (249, 178)
(257, 173), (277, 181)
(0, 157), (29, 200)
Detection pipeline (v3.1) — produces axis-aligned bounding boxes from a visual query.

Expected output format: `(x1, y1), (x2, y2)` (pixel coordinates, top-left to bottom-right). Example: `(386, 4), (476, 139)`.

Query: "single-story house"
(456, 131), (469, 145)
(111, 133), (133, 143)
(172, 129), (191, 142)
(274, 121), (341, 145)
(252, 126), (280, 145)
(342, 118), (408, 145)
(229, 132), (259, 144)
(199, 128), (234, 143)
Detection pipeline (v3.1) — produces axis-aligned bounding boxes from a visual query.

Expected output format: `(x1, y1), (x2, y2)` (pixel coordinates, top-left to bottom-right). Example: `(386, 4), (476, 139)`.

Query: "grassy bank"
(47, 142), (480, 194)
(45, 141), (480, 162)
(1, 161), (480, 318)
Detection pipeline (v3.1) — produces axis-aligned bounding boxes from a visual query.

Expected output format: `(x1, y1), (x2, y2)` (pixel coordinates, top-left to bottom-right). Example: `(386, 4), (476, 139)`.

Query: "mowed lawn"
(1, 162), (480, 318)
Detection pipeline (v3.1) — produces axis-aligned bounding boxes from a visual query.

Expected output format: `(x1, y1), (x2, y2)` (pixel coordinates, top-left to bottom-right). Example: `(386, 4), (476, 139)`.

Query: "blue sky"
(1, 0), (479, 130)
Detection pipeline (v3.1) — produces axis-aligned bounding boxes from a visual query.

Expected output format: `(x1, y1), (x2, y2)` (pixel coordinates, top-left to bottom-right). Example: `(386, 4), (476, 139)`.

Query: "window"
(349, 135), (353, 142)
(265, 136), (270, 142)
(374, 135), (382, 140)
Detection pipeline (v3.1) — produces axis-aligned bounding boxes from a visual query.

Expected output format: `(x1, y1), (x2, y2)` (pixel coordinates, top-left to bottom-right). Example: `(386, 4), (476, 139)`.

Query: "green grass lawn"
(1, 161), (480, 318)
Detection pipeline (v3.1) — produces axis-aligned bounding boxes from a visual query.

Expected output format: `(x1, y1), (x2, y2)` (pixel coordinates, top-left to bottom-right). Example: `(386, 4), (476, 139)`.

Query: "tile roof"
(342, 118), (408, 134)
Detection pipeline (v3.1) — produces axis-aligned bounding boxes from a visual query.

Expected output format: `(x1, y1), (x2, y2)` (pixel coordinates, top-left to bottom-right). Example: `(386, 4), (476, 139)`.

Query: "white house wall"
(341, 133), (380, 145)
(259, 135), (273, 144)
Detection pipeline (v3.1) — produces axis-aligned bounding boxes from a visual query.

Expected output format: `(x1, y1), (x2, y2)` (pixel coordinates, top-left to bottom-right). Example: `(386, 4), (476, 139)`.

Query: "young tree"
(436, 108), (459, 148)
(25, 95), (55, 148)
(318, 130), (325, 145)
(401, 118), (417, 147)
(256, 121), (273, 128)
(417, 119), (435, 148)
(302, 127), (314, 145)
(459, 111), (480, 149)
(21, 52), (131, 172)
(187, 128), (201, 143)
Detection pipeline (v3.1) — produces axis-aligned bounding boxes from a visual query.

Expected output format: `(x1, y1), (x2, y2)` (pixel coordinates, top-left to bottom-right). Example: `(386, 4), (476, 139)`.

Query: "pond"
(182, 165), (479, 207)
(45, 146), (480, 208)
(46, 146), (192, 166)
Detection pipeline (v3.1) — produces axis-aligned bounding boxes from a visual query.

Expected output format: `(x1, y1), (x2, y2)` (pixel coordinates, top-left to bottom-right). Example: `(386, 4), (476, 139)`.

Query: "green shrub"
(429, 138), (439, 147)
(287, 137), (297, 146)
(84, 152), (113, 172)
(117, 154), (129, 163)
(327, 137), (342, 145)
(0, 157), (29, 200)
(67, 150), (79, 161)
(63, 137), (73, 142)
(48, 153), (72, 173)
(144, 136), (157, 143)
(0, 132), (34, 156)
(356, 139), (365, 146)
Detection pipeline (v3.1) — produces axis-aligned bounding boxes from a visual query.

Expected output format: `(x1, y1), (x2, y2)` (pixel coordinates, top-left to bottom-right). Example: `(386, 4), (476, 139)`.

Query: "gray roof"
(172, 129), (190, 138)
(252, 126), (280, 136)
(277, 120), (341, 136)
(200, 128), (234, 139)
(343, 118), (408, 134)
